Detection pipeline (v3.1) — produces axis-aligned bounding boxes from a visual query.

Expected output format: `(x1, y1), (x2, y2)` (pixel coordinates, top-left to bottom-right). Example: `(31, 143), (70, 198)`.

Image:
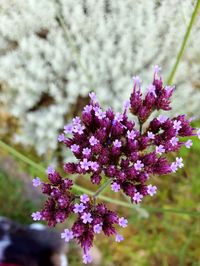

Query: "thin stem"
(138, 119), (143, 134)
(1, 140), (200, 217)
(93, 179), (112, 206)
(93, 179), (112, 198)
(167, 0), (200, 84)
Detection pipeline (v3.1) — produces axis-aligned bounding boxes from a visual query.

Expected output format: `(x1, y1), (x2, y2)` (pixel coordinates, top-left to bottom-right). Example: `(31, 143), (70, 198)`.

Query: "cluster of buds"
(32, 66), (199, 264)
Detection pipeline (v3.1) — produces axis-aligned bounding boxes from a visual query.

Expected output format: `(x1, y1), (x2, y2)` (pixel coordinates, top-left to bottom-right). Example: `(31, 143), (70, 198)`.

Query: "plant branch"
(167, 0), (200, 84)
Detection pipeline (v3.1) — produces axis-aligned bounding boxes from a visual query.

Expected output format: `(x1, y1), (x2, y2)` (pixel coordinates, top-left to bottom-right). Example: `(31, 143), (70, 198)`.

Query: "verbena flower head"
(32, 67), (198, 264)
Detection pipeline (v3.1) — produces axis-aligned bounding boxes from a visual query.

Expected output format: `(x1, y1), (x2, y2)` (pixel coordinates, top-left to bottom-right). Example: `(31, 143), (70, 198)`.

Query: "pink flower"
(83, 253), (92, 264)
(80, 194), (89, 204)
(115, 234), (124, 242)
(81, 213), (93, 224)
(132, 192), (143, 203)
(61, 229), (74, 242)
(173, 120), (182, 132)
(176, 157), (184, 168)
(157, 115), (167, 123)
(118, 217), (128, 228)
(147, 184), (157, 196)
(147, 131), (155, 139)
(31, 211), (42, 221)
(89, 136), (99, 146)
(113, 139), (122, 148)
(111, 182), (121, 192)
(156, 145), (165, 155)
(32, 177), (42, 187)
(73, 203), (86, 213)
(127, 130), (136, 140)
(185, 139), (193, 148)
(80, 158), (90, 170)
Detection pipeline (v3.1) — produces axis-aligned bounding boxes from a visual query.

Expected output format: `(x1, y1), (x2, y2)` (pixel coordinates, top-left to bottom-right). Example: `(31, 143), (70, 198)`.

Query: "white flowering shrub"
(0, 0), (199, 155)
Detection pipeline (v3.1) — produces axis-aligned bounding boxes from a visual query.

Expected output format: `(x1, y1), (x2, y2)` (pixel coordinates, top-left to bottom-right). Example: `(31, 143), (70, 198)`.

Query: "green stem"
(167, 0), (200, 84)
(0, 140), (200, 217)
(93, 179), (112, 198)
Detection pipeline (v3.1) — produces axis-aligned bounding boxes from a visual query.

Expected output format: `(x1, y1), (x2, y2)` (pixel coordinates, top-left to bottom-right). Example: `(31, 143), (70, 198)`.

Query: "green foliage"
(0, 168), (36, 224)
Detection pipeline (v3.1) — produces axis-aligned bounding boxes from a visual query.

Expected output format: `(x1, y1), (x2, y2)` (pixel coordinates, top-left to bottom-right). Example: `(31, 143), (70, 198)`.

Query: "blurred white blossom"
(0, 0), (199, 155)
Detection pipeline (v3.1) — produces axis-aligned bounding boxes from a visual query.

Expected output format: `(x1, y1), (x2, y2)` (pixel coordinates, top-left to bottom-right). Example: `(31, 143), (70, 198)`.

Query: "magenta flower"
(71, 144), (80, 153)
(80, 194), (89, 204)
(61, 229), (74, 242)
(81, 213), (93, 224)
(170, 137), (179, 146)
(83, 253), (92, 264)
(127, 130), (136, 140)
(171, 162), (178, 173)
(185, 139), (193, 148)
(156, 145), (165, 155)
(176, 157), (184, 168)
(33, 67), (198, 263)
(115, 234), (124, 243)
(58, 133), (66, 142)
(173, 120), (182, 132)
(113, 139), (122, 148)
(197, 129), (200, 139)
(93, 224), (102, 234)
(118, 217), (128, 228)
(147, 84), (156, 97)
(47, 166), (55, 175)
(111, 182), (121, 192)
(134, 160), (144, 171)
(32, 177), (42, 187)
(31, 211), (42, 221)
(73, 203), (86, 214)
(157, 115), (167, 123)
(147, 184), (157, 196)
(147, 131), (155, 139)
(89, 136), (99, 146)
(89, 161), (99, 172)
(132, 192), (143, 204)
(80, 158), (90, 170)
(82, 147), (91, 156)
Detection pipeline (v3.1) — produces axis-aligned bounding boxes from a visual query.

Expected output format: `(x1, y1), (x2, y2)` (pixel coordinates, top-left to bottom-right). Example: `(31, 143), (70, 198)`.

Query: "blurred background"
(0, 0), (200, 265)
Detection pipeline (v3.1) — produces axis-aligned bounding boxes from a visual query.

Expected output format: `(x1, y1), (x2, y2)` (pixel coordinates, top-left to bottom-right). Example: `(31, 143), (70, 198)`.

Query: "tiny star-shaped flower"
(113, 139), (122, 148)
(127, 130), (136, 140)
(80, 158), (90, 170)
(134, 160), (144, 171)
(111, 182), (121, 192)
(157, 115), (167, 124)
(31, 211), (42, 221)
(83, 253), (92, 264)
(81, 212), (93, 224)
(147, 131), (155, 139)
(173, 120), (182, 132)
(89, 136), (99, 146)
(185, 139), (193, 148)
(32, 177), (42, 187)
(132, 192), (143, 203)
(80, 194), (89, 204)
(115, 234), (124, 242)
(118, 217), (128, 228)
(147, 184), (157, 196)
(156, 145), (165, 155)
(176, 157), (184, 168)
(61, 229), (74, 242)
(73, 203), (86, 214)
(93, 223), (102, 234)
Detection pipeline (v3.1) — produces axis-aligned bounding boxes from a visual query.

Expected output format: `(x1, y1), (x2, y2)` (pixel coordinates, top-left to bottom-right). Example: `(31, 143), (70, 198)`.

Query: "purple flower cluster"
(32, 66), (199, 264)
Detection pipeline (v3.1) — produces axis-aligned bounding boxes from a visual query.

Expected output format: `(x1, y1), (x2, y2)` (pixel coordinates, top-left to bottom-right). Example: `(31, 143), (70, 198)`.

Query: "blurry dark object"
(0, 217), (68, 266)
